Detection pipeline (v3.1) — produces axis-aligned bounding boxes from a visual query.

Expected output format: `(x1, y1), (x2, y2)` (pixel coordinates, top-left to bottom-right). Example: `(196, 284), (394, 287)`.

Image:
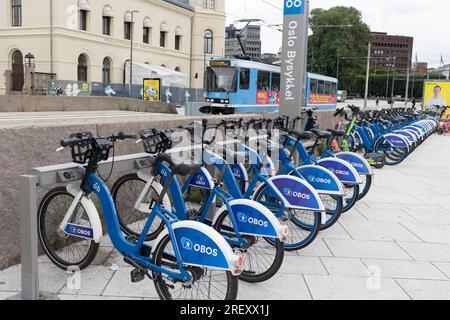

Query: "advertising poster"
(256, 91), (280, 104)
(143, 78), (161, 101)
(423, 80), (450, 117)
(309, 94), (336, 105)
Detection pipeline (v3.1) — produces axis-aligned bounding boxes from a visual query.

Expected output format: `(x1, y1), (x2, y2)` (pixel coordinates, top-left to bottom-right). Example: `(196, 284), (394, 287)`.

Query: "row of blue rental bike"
(37, 105), (438, 300)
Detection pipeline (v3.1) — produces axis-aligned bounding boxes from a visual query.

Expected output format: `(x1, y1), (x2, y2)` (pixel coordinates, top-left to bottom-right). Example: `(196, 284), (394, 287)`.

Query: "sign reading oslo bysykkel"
(280, 0), (309, 129)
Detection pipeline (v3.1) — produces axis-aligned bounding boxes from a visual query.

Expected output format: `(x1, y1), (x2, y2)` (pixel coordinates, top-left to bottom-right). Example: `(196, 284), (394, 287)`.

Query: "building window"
(102, 57), (111, 83)
(175, 35), (182, 50)
(77, 54), (88, 82)
(79, 9), (88, 31)
(102, 17), (111, 35)
(202, 0), (215, 9)
(175, 66), (181, 72)
(143, 27), (150, 44)
(160, 31), (167, 47)
(12, 0), (22, 27)
(204, 30), (213, 54)
(124, 22), (131, 40)
(11, 50), (24, 91)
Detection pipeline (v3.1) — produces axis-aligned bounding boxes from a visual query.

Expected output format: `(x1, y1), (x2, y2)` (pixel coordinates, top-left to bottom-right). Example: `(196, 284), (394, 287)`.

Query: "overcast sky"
(225, 0), (450, 68)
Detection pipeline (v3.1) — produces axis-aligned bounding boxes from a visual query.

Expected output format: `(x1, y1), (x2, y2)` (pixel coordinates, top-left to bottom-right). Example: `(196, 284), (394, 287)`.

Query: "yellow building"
(0, 0), (226, 94)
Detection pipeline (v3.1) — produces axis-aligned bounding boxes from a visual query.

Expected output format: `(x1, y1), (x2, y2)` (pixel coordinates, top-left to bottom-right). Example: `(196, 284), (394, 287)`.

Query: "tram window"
(324, 82), (331, 95)
(330, 82), (337, 94)
(271, 73), (280, 92)
(257, 71), (270, 91)
(318, 80), (325, 94)
(310, 78), (318, 94)
(240, 68), (250, 90)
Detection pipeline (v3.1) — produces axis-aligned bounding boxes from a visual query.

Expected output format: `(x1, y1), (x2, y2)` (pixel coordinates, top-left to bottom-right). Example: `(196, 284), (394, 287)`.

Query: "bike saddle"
(288, 130), (315, 140)
(156, 153), (202, 176)
(310, 129), (332, 139)
(326, 129), (345, 137)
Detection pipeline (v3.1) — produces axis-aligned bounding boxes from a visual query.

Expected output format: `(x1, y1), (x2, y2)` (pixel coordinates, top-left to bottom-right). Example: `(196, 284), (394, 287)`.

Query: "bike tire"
(38, 187), (99, 270)
(341, 184), (360, 213)
(357, 175), (373, 201)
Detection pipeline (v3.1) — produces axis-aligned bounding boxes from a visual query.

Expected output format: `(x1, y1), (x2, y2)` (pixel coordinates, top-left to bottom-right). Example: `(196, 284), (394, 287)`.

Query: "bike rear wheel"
(153, 234), (238, 300)
(38, 187), (99, 270)
(253, 184), (321, 251)
(213, 210), (284, 283)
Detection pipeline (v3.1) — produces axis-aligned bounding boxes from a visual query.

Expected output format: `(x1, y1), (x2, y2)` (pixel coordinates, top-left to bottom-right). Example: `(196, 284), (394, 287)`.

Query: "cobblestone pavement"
(1, 135), (450, 300)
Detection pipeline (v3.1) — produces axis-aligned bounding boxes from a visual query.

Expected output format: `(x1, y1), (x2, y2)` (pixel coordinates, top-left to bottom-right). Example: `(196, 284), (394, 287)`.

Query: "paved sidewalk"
(1, 135), (450, 300)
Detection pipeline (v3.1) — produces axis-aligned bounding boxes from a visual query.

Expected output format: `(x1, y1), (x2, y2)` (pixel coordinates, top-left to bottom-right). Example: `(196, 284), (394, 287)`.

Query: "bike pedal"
(130, 268), (146, 283)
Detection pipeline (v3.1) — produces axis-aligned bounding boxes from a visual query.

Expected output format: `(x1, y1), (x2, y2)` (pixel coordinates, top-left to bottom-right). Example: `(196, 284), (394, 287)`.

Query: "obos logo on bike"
(283, 188), (311, 200)
(237, 212), (268, 228)
(195, 175), (206, 186)
(307, 175), (331, 185)
(328, 167), (350, 176)
(181, 237), (218, 257)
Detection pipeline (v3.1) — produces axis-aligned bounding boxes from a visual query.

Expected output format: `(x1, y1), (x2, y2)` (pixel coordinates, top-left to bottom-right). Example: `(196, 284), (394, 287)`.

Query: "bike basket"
(140, 129), (172, 154)
(68, 133), (112, 164)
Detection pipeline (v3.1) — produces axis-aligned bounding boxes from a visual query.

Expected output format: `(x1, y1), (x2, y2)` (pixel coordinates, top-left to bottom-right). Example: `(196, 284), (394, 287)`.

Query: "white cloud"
(226, 0), (450, 67)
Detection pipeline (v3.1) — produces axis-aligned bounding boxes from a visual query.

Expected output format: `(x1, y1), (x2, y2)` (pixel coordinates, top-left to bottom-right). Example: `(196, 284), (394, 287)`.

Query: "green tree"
(307, 6), (372, 91)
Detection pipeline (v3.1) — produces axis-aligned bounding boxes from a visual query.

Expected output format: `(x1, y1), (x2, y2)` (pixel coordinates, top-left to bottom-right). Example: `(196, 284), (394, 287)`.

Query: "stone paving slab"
(1, 135), (450, 300)
(304, 275), (410, 300)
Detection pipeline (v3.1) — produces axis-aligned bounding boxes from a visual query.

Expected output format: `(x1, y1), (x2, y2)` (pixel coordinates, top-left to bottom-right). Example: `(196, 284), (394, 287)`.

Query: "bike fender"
(65, 184), (103, 243)
(395, 130), (417, 143)
(296, 165), (345, 195)
(261, 154), (276, 177)
(188, 167), (214, 190)
(383, 134), (410, 149)
(212, 199), (288, 240)
(404, 129), (420, 140)
(136, 170), (172, 212)
(260, 175), (325, 211)
(404, 126), (424, 137)
(229, 163), (248, 183)
(151, 221), (241, 274)
(317, 158), (363, 185)
(335, 152), (374, 176)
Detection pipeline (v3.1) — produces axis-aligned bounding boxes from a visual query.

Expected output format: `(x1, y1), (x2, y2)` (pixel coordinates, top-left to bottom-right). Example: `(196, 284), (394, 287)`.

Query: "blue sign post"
(279, 0), (309, 131)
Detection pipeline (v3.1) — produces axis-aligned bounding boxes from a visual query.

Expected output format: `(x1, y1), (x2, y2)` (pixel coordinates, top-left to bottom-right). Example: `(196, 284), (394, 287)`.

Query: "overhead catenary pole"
(405, 64), (410, 105)
(363, 42), (371, 110)
(280, 0), (309, 131)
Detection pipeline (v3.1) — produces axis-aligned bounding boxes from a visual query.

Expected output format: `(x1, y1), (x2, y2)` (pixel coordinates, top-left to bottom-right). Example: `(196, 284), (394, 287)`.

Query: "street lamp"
(25, 53), (35, 68)
(126, 9), (139, 97)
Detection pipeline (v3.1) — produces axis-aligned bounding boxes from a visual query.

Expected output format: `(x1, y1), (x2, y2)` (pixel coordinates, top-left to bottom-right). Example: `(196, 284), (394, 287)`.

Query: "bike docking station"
(10, 138), (225, 300)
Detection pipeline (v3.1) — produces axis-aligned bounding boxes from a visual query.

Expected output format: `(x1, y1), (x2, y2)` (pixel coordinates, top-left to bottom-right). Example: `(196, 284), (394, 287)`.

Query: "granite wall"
(0, 96), (178, 113)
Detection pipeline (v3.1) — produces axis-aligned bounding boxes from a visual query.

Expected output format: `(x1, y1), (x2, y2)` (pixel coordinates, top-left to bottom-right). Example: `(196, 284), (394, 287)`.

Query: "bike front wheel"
(38, 187), (99, 270)
(153, 234), (238, 300)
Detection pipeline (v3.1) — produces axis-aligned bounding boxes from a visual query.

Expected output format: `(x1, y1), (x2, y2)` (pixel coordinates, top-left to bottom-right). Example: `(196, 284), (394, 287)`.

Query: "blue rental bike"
(111, 126), (288, 283)
(38, 132), (242, 300)
(216, 118), (345, 232)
